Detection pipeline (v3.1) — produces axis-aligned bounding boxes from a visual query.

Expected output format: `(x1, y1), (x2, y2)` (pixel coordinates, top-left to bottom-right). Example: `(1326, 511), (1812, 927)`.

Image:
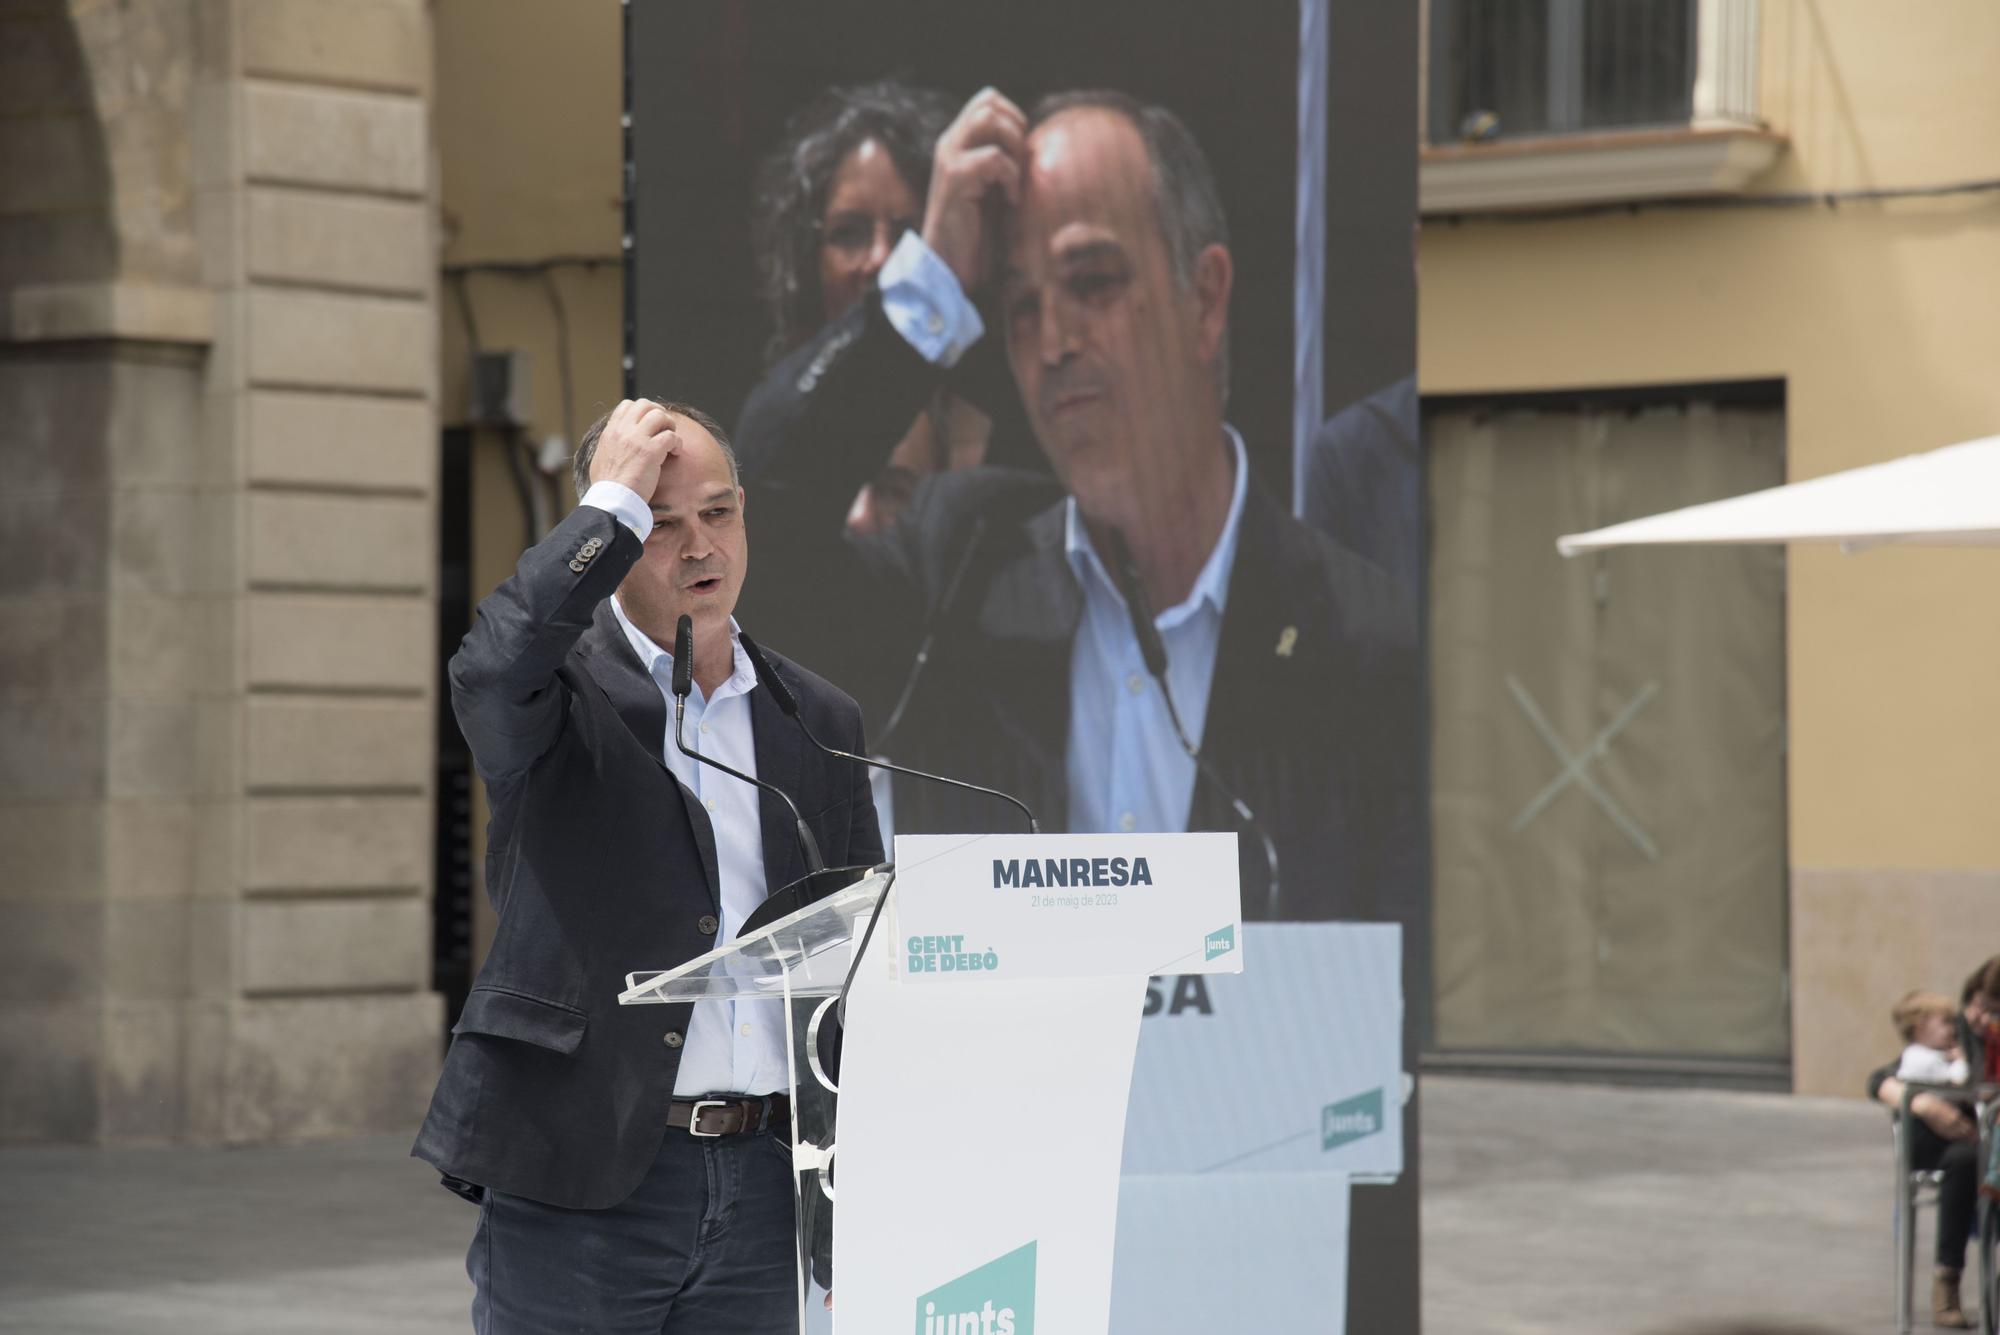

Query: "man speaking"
(413, 398), (882, 1332)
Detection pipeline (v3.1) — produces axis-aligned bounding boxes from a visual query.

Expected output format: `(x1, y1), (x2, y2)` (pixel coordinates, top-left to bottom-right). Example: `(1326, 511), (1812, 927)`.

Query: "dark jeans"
(468, 1126), (798, 1333)
(1911, 1119), (1980, 1269)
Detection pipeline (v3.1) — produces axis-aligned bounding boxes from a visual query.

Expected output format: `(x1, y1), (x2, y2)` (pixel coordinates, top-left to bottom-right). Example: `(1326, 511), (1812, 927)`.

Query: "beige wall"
(1419, 0), (2000, 1095)
(433, 0), (624, 965)
(435, 0), (623, 427)
(2, 0), (443, 1144)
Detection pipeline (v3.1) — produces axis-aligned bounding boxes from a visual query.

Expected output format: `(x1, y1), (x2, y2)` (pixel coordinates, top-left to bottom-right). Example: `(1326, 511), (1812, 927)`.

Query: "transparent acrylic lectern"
(616, 866), (894, 1332)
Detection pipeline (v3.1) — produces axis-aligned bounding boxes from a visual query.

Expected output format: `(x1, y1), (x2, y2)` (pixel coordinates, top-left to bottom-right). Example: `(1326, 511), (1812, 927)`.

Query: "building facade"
(5, 0), (1995, 1143)
(3, 0), (442, 1142)
(1421, 0), (2000, 1097)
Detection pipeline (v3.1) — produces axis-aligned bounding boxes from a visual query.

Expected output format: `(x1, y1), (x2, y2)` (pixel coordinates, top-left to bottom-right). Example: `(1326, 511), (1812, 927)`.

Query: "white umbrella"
(1556, 435), (2000, 556)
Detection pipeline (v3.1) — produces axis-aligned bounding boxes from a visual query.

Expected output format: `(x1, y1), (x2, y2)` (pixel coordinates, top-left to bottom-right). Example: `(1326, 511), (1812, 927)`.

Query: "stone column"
(0, 0), (442, 1144)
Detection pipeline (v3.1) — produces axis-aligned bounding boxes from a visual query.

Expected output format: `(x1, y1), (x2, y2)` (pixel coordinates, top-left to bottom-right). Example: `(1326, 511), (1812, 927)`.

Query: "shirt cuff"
(581, 480), (653, 542)
(878, 231), (985, 368)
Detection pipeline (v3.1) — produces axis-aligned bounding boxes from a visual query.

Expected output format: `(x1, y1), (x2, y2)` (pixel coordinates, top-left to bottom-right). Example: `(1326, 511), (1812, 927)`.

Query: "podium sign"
(891, 833), (1245, 984)
(829, 833), (1238, 1335)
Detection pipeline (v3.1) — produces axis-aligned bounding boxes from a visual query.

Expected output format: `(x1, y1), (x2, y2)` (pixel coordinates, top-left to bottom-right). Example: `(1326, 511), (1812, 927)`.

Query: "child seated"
(1894, 990), (1970, 1085)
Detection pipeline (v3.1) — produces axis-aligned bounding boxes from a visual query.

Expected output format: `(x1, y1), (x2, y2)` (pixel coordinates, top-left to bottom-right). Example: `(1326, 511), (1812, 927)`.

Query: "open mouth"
(1049, 388), (1106, 415)
(686, 576), (723, 595)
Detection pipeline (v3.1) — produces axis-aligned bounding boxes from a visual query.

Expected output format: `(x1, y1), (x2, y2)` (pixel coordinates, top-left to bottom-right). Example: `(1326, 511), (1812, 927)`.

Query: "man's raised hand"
(921, 87), (1028, 293)
(590, 398), (680, 502)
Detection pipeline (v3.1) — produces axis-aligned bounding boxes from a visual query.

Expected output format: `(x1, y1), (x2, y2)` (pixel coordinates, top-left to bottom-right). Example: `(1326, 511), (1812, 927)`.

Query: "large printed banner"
(1123, 923), (1402, 1181)
(633, 2), (1422, 1326)
(1109, 924), (1402, 1334)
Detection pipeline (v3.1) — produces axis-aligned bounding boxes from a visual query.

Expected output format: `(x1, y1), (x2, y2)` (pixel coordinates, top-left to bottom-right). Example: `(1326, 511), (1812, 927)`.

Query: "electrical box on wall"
(469, 349), (530, 427)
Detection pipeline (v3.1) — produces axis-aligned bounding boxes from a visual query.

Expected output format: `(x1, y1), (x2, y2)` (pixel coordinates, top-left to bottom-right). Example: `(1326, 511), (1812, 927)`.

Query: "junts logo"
(1203, 924), (1236, 961)
(907, 934), (999, 975)
(1321, 1087), (1386, 1152)
(915, 1240), (1036, 1335)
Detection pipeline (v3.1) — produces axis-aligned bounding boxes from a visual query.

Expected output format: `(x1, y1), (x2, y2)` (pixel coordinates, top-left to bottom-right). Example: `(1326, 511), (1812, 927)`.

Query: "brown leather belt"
(667, 1093), (790, 1139)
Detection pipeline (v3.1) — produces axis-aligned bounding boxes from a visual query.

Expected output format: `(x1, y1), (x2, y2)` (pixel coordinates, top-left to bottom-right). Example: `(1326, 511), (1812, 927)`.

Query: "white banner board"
(1122, 923), (1403, 1180)
(1110, 1174), (1352, 1335)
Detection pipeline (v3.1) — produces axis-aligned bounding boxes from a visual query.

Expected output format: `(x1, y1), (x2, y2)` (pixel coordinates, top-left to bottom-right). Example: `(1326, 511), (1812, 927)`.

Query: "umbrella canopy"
(1556, 435), (2000, 556)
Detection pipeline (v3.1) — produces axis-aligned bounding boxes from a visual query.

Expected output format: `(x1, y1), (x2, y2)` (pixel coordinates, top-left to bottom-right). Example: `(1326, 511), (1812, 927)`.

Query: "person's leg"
(665, 1131), (801, 1334)
(467, 1136), (706, 1335)
(1909, 1126), (1981, 1328)
(1937, 1137), (1979, 1269)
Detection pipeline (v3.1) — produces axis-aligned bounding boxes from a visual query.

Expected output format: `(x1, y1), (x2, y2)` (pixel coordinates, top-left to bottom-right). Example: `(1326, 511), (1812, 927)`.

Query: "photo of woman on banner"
(737, 85), (1420, 924)
(734, 80), (1042, 725)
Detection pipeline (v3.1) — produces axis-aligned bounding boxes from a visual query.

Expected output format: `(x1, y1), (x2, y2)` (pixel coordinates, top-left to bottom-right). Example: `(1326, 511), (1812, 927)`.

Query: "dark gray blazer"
(411, 503), (882, 1210)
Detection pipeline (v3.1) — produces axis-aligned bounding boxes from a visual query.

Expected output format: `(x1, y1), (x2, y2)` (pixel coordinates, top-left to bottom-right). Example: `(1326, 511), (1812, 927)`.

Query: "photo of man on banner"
(735, 84), (1420, 925)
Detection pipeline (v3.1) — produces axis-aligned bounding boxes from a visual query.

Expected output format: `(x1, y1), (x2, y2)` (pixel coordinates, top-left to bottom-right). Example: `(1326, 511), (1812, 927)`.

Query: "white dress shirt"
(586, 482), (784, 1097)
(1063, 430), (1249, 835)
(878, 229), (985, 368)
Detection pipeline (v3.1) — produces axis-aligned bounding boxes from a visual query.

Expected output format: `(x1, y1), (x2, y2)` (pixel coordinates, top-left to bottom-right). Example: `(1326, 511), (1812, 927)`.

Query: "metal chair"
(1894, 1080), (2000, 1334)
(1979, 1098), (2000, 1335)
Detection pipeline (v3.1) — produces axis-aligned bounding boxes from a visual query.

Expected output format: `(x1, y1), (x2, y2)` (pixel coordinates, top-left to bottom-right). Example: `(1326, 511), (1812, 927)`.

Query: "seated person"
(1871, 964), (2000, 1328)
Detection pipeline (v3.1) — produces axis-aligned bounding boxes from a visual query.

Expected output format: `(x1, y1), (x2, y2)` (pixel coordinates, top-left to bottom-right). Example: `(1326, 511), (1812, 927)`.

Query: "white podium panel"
(835, 964), (1145, 1335)
(828, 833), (1239, 1334)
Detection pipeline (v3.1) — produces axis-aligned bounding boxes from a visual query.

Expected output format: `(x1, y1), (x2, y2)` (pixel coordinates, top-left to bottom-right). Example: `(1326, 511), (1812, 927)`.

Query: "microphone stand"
(736, 631), (1045, 1026)
(737, 632), (1039, 836)
(1101, 529), (1283, 919)
(669, 616), (873, 934)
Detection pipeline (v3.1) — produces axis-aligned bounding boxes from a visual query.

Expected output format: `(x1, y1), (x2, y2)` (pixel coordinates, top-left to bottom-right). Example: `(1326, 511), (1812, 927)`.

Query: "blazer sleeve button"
(662, 1031), (684, 1049)
(698, 914), (719, 935)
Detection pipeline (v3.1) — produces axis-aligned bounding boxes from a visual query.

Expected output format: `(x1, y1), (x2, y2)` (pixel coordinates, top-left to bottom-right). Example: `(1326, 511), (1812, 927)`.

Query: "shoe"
(1934, 1267), (1973, 1329)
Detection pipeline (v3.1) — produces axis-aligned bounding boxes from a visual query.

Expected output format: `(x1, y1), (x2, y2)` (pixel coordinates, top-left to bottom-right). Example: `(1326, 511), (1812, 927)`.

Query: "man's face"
(618, 416), (747, 647)
(1001, 110), (1224, 524)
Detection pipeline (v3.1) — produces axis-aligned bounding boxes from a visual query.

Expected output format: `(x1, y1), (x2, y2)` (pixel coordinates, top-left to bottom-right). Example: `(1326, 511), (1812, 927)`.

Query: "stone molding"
(3, 281), (215, 346)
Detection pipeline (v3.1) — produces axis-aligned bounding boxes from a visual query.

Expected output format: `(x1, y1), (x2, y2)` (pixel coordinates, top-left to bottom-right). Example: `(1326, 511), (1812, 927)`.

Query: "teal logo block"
(915, 1240), (1036, 1335)
(1321, 1087), (1385, 1152)
(1203, 924), (1236, 961)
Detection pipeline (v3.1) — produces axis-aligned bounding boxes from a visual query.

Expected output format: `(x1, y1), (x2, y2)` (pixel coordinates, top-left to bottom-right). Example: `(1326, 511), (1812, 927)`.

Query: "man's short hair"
(1892, 989), (1956, 1043)
(1028, 90), (1231, 405)
(571, 400), (738, 501)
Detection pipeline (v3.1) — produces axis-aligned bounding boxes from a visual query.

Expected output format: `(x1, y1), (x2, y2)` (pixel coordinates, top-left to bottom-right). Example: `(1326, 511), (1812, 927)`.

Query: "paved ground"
(0, 1076), (1942, 1333)
(1423, 1077), (1936, 1335)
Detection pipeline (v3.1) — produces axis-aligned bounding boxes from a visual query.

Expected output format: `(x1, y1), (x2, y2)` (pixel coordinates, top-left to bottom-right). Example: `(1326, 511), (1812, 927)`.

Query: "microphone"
(738, 629), (1043, 1027)
(873, 516), (985, 753)
(737, 630), (1039, 836)
(1100, 529), (1282, 917)
(670, 614), (825, 874)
